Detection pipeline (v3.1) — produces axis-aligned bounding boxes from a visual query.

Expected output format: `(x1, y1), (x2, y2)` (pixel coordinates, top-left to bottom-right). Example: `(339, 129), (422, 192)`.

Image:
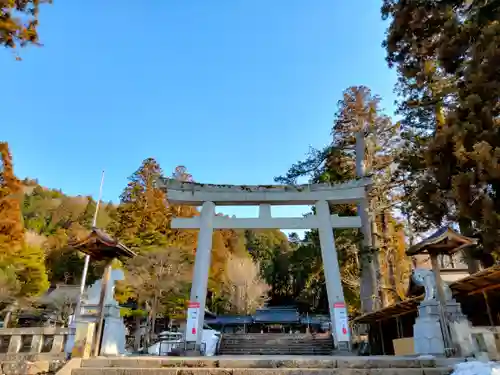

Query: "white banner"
(185, 301), (201, 342)
(333, 302), (350, 342)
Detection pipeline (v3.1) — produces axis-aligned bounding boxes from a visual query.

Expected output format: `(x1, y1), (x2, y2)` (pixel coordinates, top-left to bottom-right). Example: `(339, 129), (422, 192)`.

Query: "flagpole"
(74, 170), (105, 320)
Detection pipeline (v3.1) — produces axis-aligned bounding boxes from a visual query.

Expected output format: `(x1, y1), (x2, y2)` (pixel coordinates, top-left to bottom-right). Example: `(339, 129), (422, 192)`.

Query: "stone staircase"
(71, 356), (455, 375)
(219, 333), (334, 355)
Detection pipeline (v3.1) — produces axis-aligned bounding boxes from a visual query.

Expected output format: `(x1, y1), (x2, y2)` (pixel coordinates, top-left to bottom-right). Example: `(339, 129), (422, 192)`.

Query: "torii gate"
(158, 177), (372, 353)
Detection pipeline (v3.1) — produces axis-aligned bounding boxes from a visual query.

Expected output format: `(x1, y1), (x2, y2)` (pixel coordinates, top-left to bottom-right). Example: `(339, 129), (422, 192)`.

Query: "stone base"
(72, 356), (456, 375)
(448, 319), (477, 358)
(414, 301), (445, 356)
(65, 304), (127, 357)
(445, 300), (468, 322)
(101, 316), (127, 356)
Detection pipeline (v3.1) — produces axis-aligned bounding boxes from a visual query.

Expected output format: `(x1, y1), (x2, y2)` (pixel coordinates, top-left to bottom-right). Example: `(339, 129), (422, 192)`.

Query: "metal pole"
(74, 171), (105, 320)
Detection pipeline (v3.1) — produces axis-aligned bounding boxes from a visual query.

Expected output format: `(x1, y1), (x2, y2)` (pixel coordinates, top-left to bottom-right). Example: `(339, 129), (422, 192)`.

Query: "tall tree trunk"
(370, 202), (382, 309)
(458, 218), (481, 274)
(385, 213), (398, 303)
(378, 212), (390, 307)
(151, 293), (158, 338)
(133, 315), (142, 351)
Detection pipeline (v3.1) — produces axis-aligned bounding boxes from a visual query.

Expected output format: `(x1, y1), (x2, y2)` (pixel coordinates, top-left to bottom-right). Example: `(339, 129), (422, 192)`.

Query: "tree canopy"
(1, 0), (52, 56)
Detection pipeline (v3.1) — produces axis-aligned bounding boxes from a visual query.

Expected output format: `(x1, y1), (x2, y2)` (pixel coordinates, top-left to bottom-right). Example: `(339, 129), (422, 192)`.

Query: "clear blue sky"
(2, 1), (397, 231)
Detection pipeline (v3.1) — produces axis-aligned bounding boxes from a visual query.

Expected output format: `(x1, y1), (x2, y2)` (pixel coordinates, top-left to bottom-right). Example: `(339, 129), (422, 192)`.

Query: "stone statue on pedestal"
(412, 268), (477, 357)
(412, 268), (447, 356)
(84, 269), (125, 306)
(412, 268), (453, 302)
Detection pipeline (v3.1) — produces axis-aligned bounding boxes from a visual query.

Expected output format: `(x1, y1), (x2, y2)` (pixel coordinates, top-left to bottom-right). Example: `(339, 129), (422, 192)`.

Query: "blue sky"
(2, 1), (397, 232)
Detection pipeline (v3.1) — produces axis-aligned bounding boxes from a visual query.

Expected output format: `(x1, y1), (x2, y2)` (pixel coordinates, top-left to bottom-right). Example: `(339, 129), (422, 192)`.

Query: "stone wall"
(0, 327), (69, 374)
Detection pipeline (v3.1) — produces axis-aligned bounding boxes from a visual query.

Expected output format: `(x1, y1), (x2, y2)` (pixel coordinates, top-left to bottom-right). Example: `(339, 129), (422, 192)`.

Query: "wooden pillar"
(378, 321), (385, 355)
(93, 260), (112, 357)
(483, 290), (495, 328)
(429, 253), (454, 354)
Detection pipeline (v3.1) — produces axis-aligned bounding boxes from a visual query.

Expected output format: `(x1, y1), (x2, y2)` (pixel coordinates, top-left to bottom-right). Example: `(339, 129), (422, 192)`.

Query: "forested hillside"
(1, 146), (356, 320)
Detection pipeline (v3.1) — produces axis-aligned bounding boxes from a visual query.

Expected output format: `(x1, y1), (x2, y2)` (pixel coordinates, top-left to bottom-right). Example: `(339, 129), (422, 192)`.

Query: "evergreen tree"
(78, 197), (97, 229)
(276, 86), (404, 313)
(382, 0), (500, 266)
(108, 158), (172, 250)
(15, 243), (49, 296)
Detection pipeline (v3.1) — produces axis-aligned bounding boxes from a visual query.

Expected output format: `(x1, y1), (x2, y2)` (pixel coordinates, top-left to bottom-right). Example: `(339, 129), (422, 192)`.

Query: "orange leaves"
(1, 0), (51, 57)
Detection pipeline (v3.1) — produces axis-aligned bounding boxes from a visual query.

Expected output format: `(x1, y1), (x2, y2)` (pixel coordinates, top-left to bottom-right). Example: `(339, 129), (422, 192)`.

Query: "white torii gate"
(158, 178), (372, 353)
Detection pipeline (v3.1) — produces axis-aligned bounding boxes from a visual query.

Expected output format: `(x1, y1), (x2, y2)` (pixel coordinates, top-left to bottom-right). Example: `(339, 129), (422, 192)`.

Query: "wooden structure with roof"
(353, 227), (500, 355)
(70, 228), (136, 357)
(406, 227), (478, 257)
(70, 228), (136, 261)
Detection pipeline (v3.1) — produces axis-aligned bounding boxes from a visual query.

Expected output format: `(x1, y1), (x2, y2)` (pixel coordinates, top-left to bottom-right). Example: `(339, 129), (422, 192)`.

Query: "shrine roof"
(406, 227), (477, 256)
(449, 263), (500, 295)
(70, 228), (136, 261)
(353, 263), (500, 324)
(353, 295), (423, 324)
(156, 178), (372, 205)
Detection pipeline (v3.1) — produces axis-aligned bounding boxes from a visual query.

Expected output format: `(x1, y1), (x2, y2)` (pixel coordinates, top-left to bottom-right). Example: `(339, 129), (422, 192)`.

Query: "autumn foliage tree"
(0, 142), (25, 258)
(1, 0), (52, 54)
(0, 142), (48, 299)
(125, 247), (190, 342)
(222, 254), (269, 314)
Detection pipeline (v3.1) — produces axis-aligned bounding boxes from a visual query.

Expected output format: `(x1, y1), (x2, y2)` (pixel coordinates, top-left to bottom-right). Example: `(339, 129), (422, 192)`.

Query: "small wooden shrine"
(71, 227), (136, 261)
(353, 227), (488, 355)
(406, 227), (478, 296)
(407, 226), (477, 260)
(71, 228), (136, 356)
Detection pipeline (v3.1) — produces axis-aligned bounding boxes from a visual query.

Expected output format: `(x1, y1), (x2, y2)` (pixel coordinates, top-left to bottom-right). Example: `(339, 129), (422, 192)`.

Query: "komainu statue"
(412, 268), (453, 302)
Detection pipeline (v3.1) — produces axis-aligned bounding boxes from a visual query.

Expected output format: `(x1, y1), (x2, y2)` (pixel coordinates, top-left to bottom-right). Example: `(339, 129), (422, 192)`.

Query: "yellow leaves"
(435, 103), (446, 132)
(423, 60), (436, 75)
(1, 0), (51, 55)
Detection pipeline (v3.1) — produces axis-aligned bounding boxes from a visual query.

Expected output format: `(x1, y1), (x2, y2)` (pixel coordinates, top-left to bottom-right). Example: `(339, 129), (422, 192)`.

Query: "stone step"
(221, 335), (332, 341)
(219, 350), (334, 355)
(220, 344), (333, 351)
(73, 367), (453, 375)
(80, 357), (443, 369)
(219, 334), (333, 356)
(220, 340), (333, 344)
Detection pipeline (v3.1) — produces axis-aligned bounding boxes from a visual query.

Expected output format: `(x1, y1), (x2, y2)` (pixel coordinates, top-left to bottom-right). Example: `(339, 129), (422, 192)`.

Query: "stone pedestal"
(445, 300), (478, 358)
(413, 301), (445, 356)
(100, 305), (127, 356)
(65, 304), (127, 357)
(71, 321), (95, 359)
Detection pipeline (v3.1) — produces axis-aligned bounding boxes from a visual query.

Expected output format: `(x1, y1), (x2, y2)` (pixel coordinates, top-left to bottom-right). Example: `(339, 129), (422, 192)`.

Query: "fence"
(0, 327), (69, 358)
